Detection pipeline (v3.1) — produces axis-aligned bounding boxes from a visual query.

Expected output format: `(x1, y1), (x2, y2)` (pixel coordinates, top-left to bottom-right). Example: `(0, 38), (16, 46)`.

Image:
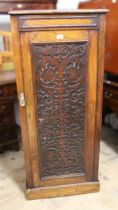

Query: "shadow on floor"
(0, 149), (26, 194)
(0, 126), (26, 194)
(101, 125), (118, 153)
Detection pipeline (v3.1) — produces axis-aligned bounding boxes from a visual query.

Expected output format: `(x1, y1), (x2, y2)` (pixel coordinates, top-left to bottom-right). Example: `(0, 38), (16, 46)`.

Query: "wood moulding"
(26, 182), (100, 200)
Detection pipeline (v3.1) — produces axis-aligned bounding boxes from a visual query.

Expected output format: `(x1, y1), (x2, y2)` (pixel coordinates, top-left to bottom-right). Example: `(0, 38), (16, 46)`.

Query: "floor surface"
(0, 126), (118, 210)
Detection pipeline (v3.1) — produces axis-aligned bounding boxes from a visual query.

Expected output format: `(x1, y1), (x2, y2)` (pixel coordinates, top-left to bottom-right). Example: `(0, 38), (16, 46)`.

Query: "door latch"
(20, 92), (25, 107)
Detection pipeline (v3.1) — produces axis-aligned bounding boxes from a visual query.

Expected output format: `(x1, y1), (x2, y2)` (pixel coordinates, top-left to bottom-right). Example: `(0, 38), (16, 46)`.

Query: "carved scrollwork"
(31, 42), (88, 179)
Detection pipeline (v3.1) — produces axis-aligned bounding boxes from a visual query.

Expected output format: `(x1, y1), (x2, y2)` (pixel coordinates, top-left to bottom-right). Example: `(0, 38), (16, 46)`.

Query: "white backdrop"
(57, 0), (88, 9)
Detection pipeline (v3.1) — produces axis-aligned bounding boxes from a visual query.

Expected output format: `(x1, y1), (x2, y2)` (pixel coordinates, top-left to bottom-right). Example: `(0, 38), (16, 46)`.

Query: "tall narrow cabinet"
(10, 10), (108, 199)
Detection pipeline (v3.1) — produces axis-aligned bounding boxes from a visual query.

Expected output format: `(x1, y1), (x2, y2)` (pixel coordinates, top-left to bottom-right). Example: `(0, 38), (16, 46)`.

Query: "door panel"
(20, 29), (98, 187)
(31, 41), (88, 179)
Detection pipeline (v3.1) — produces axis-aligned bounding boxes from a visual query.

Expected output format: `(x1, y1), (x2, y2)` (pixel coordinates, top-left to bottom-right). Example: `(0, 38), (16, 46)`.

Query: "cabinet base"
(26, 182), (100, 200)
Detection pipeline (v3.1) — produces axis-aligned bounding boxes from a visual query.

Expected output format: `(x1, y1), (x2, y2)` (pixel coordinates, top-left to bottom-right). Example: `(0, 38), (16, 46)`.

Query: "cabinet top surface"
(9, 9), (108, 15)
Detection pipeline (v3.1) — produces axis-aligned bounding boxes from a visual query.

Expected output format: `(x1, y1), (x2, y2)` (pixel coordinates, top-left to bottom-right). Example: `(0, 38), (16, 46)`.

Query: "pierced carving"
(31, 42), (88, 179)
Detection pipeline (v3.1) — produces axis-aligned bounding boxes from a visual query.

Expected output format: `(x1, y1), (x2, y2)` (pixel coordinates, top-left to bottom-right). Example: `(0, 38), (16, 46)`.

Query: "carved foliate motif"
(31, 42), (88, 179)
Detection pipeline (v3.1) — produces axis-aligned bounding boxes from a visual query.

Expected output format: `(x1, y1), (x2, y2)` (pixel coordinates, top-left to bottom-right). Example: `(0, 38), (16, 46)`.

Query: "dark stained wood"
(0, 0), (57, 13)
(103, 80), (118, 116)
(10, 10), (107, 199)
(0, 71), (19, 152)
(31, 42), (87, 179)
(79, 0), (118, 74)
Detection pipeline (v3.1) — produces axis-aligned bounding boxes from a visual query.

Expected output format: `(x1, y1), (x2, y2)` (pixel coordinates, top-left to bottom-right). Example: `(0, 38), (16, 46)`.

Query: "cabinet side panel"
(93, 14), (106, 180)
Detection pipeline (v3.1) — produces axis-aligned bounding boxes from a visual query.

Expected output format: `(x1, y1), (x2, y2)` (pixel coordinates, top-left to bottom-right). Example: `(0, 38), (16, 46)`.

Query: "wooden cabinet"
(79, 0), (118, 74)
(10, 10), (107, 199)
(103, 79), (118, 116)
(0, 71), (19, 152)
(0, 0), (57, 13)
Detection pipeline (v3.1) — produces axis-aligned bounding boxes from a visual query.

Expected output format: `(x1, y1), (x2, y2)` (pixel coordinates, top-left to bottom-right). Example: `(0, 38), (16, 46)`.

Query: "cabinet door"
(19, 28), (98, 188)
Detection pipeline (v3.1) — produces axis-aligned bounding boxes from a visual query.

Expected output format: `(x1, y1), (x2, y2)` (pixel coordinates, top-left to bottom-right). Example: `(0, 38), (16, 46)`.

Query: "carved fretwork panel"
(31, 42), (88, 179)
